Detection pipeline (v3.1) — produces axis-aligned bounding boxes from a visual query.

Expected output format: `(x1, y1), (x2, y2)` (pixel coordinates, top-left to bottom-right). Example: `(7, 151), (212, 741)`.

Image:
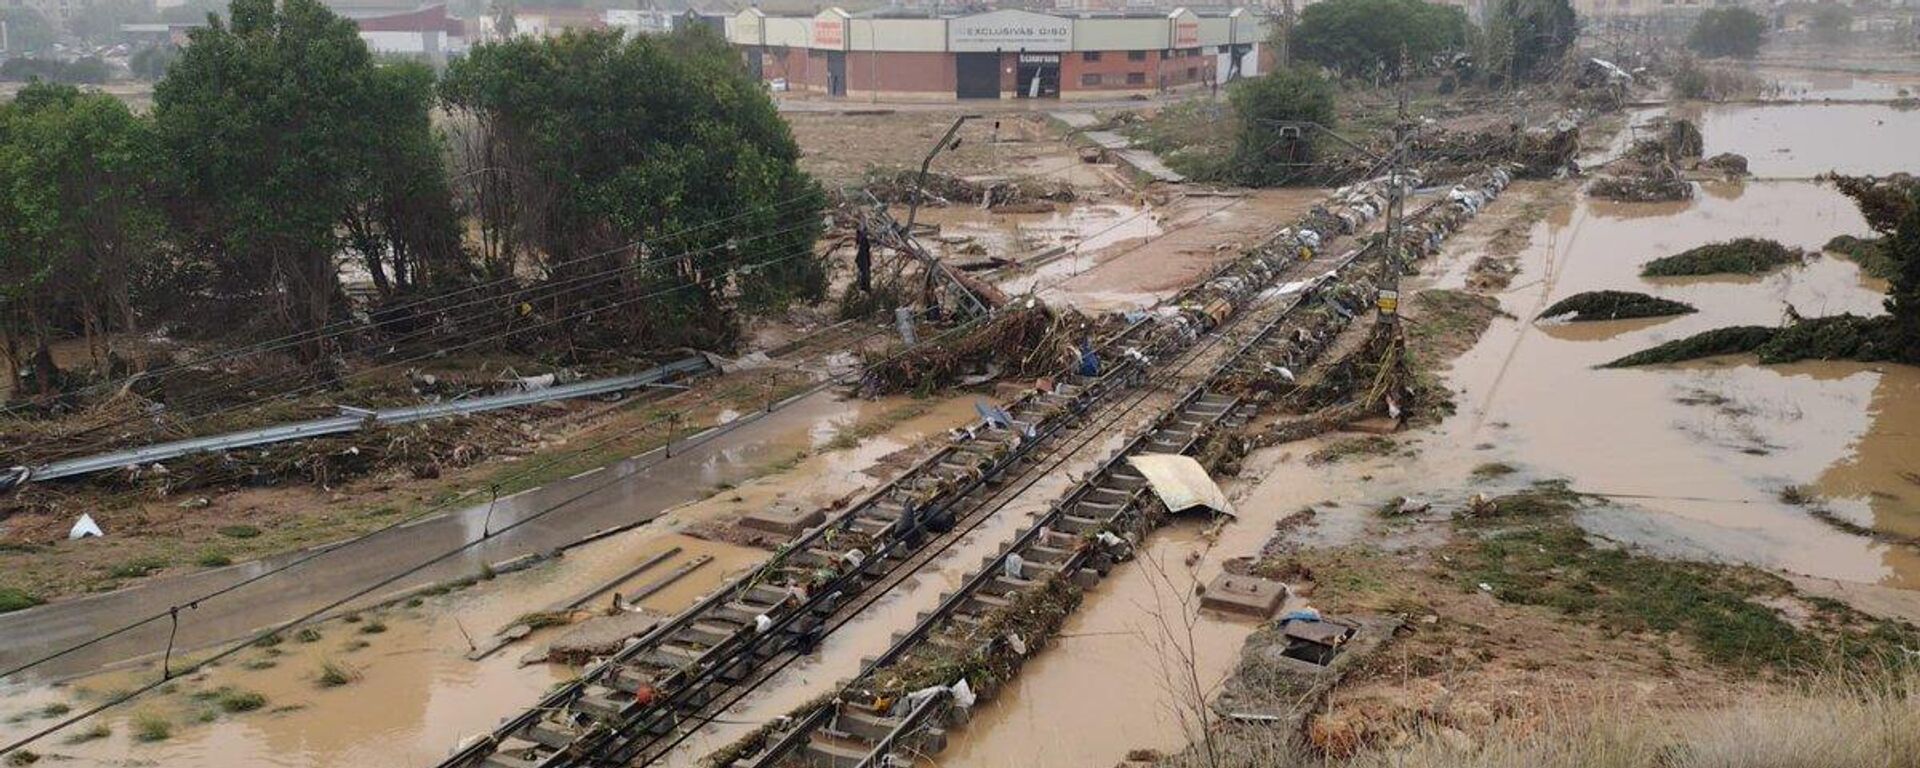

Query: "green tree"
(154, 0), (418, 360)
(1484, 0), (1577, 81)
(0, 83), (163, 394)
(0, 7), (57, 54)
(341, 60), (467, 301)
(441, 27), (825, 352)
(1291, 0), (1469, 78)
(1886, 193), (1920, 363)
(129, 44), (182, 80)
(1227, 66), (1338, 185)
(1688, 7), (1768, 59)
(1810, 4), (1852, 46)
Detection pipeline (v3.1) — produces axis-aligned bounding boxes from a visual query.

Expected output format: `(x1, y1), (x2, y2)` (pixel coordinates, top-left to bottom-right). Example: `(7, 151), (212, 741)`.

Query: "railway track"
(436, 167), (1496, 768)
(713, 166), (1513, 768)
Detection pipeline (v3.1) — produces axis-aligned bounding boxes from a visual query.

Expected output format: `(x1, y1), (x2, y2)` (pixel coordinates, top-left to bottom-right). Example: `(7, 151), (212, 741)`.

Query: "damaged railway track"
(711, 168), (1513, 768)
(437, 170), (1497, 768)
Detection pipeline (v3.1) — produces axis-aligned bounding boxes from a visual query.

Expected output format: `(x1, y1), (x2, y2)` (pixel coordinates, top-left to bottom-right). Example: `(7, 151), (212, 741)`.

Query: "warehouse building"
(724, 7), (1272, 101)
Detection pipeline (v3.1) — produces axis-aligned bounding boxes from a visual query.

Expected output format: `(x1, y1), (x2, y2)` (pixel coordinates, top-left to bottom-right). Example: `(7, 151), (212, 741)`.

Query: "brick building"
(726, 7), (1272, 101)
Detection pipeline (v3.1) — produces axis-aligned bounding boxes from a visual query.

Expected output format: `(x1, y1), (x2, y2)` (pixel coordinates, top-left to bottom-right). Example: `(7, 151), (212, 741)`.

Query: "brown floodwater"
(1419, 178), (1920, 587)
(0, 395), (984, 767)
(1687, 100), (1920, 177)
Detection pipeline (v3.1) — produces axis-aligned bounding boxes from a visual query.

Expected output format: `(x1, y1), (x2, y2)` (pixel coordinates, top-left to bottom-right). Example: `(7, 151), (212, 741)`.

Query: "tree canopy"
(1688, 7), (1768, 59)
(1228, 67), (1339, 185)
(0, 83), (163, 394)
(1291, 0), (1469, 78)
(1485, 0), (1577, 80)
(441, 27), (826, 351)
(154, 0), (436, 358)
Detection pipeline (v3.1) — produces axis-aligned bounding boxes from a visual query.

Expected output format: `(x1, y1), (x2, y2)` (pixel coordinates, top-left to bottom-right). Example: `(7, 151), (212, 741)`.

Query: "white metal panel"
(849, 18), (945, 51)
(1071, 17), (1166, 50)
(728, 9), (765, 45)
(763, 16), (811, 47)
(948, 9), (1072, 52)
(1196, 17), (1231, 47)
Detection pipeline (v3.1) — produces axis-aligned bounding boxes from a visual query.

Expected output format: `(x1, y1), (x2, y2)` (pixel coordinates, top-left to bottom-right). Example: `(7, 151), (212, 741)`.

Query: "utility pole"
(1380, 45), (1411, 325)
(1277, 0), (1295, 68)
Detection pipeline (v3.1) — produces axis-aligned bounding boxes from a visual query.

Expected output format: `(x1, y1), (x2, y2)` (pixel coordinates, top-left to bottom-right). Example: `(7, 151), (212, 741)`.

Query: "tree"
(129, 44), (182, 80)
(340, 60), (467, 302)
(1290, 0), (1469, 79)
(1228, 66), (1338, 185)
(441, 27), (826, 352)
(1688, 7), (1768, 59)
(1484, 0), (1577, 81)
(1886, 193), (1920, 363)
(1810, 4), (1852, 46)
(0, 83), (163, 395)
(0, 7), (57, 54)
(154, 0), (419, 361)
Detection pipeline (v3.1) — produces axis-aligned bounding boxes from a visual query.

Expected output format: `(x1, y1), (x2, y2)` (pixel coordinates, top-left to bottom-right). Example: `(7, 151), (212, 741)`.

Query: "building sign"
(812, 17), (846, 49)
(948, 9), (1071, 52)
(1018, 53), (1060, 64)
(1173, 19), (1199, 47)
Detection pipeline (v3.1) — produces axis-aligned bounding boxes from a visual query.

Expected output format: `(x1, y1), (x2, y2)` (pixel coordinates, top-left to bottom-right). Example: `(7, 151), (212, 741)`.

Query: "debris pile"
(859, 303), (1084, 397)
(1588, 162), (1692, 202)
(1538, 290), (1696, 322)
(1627, 118), (1705, 165)
(859, 169), (1076, 208)
(1699, 152), (1750, 177)
(1640, 238), (1805, 277)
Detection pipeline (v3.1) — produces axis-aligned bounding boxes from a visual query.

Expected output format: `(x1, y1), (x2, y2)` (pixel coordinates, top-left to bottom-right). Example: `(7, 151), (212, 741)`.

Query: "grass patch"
(61, 723), (110, 744)
(240, 659), (277, 671)
(359, 620), (387, 634)
(216, 525), (262, 539)
(131, 712), (172, 742)
(0, 588), (43, 614)
(1641, 238), (1802, 277)
(5, 750), (38, 766)
(295, 627), (323, 643)
(822, 398), (940, 453)
(514, 611), (573, 630)
(1454, 489), (1920, 673)
(1538, 290), (1695, 322)
(1307, 436), (1398, 465)
(38, 703), (69, 718)
(1827, 234), (1898, 280)
(215, 689), (267, 713)
(1471, 462), (1518, 479)
(316, 659), (361, 688)
(196, 551), (234, 568)
(104, 556), (170, 580)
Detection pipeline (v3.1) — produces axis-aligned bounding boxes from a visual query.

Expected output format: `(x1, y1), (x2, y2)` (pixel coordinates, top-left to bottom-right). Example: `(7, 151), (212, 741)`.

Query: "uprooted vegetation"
(1641, 238), (1805, 277)
(1589, 118), (1707, 202)
(856, 169), (1076, 210)
(1828, 234), (1898, 280)
(1604, 315), (1897, 367)
(858, 304), (1086, 397)
(1538, 290), (1695, 322)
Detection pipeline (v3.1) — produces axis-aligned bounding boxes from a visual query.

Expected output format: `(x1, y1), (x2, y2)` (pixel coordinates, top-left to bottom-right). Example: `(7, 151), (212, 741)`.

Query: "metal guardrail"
(8, 355), (712, 488)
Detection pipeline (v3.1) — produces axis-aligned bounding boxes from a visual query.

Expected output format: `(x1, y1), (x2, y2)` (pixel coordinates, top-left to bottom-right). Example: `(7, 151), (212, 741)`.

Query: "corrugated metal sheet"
(1126, 453), (1235, 516)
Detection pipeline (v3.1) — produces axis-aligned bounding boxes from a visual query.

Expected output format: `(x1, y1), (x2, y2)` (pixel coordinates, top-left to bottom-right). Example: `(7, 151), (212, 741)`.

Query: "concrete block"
(1201, 574), (1288, 618)
(740, 503), (823, 536)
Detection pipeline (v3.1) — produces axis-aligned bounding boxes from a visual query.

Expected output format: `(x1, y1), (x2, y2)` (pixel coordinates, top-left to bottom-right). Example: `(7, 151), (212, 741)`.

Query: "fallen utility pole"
(2, 355), (711, 490)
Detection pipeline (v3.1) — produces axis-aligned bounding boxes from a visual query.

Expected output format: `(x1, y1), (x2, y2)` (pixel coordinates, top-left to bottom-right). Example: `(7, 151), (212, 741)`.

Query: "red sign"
(812, 18), (845, 49)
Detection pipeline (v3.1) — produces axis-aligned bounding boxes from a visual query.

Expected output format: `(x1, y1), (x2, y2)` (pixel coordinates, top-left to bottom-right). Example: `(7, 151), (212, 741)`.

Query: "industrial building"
(724, 7), (1273, 100)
